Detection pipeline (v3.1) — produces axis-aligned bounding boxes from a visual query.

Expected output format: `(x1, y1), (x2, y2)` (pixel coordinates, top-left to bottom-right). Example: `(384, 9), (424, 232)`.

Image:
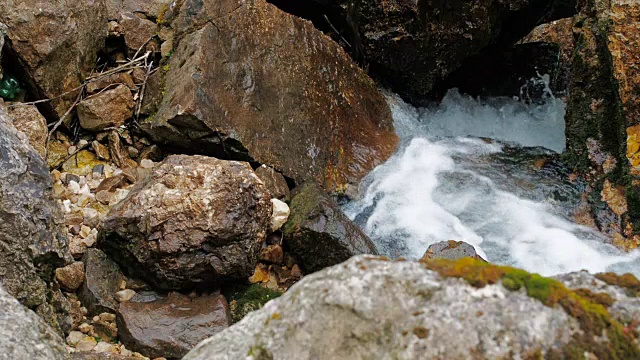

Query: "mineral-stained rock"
(283, 183), (378, 273)
(99, 155), (272, 289)
(77, 85), (135, 132)
(0, 284), (69, 360)
(141, 0), (397, 193)
(119, 12), (159, 52)
(420, 240), (486, 262)
(117, 292), (231, 359)
(104, 0), (171, 20)
(185, 256), (640, 360)
(0, 105), (71, 328)
(254, 165), (290, 201)
(564, 0), (640, 250)
(7, 104), (48, 157)
(0, 0), (107, 117)
(55, 261), (86, 291)
(79, 249), (126, 315)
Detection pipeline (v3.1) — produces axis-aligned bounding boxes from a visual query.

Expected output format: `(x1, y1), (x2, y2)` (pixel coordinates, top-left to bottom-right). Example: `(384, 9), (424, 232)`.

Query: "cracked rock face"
(0, 105), (71, 324)
(141, 0), (398, 193)
(0, 284), (69, 360)
(99, 155), (272, 289)
(184, 256), (582, 360)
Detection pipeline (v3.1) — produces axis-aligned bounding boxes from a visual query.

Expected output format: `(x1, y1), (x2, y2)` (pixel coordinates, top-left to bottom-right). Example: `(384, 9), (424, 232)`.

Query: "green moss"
(223, 284), (282, 323)
(423, 258), (639, 359)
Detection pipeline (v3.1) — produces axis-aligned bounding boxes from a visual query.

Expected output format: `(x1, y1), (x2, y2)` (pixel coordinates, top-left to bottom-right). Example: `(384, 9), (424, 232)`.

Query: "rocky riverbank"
(1, 0), (640, 359)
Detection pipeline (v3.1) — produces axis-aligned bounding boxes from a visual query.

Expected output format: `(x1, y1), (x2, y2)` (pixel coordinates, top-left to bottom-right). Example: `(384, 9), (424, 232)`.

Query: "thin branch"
(135, 60), (154, 120)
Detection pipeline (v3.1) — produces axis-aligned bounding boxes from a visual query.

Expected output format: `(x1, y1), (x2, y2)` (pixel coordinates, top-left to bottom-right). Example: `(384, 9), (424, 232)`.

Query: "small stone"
(127, 146), (140, 158)
(270, 198), (290, 232)
(92, 140), (111, 161)
(78, 323), (93, 334)
(139, 144), (162, 161)
(96, 190), (116, 205)
(116, 289), (136, 303)
(75, 336), (97, 352)
(82, 233), (97, 248)
(140, 159), (154, 168)
(94, 341), (117, 353)
(80, 225), (92, 239)
(78, 139), (89, 147)
(92, 316), (100, 323)
(66, 331), (84, 346)
(55, 262), (85, 291)
(290, 264), (303, 278)
(63, 199), (72, 213)
(259, 244), (284, 265)
(83, 208), (100, 228)
(66, 212), (85, 226)
(119, 280), (127, 290)
(249, 263), (270, 284)
(69, 225), (82, 236)
(68, 180), (81, 194)
(77, 85), (135, 131)
(68, 145), (78, 155)
(51, 169), (62, 182)
(122, 167), (138, 183)
(99, 313), (116, 322)
(92, 164), (105, 177)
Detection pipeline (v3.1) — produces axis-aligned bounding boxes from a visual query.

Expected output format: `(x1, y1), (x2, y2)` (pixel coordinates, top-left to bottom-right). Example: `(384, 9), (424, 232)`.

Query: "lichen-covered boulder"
(0, 105), (72, 328)
(99, 155), (272, 289)
(141, 0), (397, 193)
(0, 284), (69, 360)
(564, 0), (640, 250)
(283, 182), (378, 273)
(185, 256), (639, 359)
(0, 0), (107, 117)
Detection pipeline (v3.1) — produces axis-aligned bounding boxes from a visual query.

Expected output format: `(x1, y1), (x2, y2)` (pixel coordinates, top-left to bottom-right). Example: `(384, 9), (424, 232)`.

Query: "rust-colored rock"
(77, 85), (135, 132)
(7, 105), (48, 158)
(259, 245), (284, 265)
(119, 12), (159, 52)
(254, 165), (290, 201)
(142, 0), (397, 193)
(0, 0), (107, 117)
(55, 262), (86, 292)
(117, 292), (231, 359)
(99, 155), (272, 289)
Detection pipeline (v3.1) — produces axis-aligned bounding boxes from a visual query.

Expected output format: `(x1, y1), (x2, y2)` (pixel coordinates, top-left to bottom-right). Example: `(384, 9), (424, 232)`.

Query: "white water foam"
(345, 90), (640, 276)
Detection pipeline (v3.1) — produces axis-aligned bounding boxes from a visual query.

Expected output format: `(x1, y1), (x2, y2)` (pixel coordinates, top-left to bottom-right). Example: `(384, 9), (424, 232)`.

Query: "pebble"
(68, 145), (77, 155)
(78, 139), (89, 147)
(140, 159), (154, 168)
(115, 289), (136, 302)
(270, 198), (290, 231)
(55, 261), (85, 291)
(99, 312), (116, 322)
(62, 199), (72, 213)
(78, 323), (93, 334)
(93, 164), (105, 177)
(75, 336), (97, 352)
(51, 169), (62, 182)
(68, 180), (81, 194)
(64, 173), (81, 186)
(94, 342), (117, 353)
(79, 225), (92, 239)
(66, 331), (84, 346)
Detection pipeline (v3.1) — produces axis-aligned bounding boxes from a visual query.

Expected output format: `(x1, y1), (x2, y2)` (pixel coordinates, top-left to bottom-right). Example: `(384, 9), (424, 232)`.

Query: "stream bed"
(345, 89), (640, 276)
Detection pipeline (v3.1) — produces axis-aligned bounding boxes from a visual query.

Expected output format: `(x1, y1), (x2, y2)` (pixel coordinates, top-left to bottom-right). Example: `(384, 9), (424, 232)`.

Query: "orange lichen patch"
(595, 271), (640, 297)
(612, 232), (640, 252)
(423, 258), (639, 358)
(601, 179), (628, 216)
(249, 263), (270, 284)
(626, 125), (640, 174)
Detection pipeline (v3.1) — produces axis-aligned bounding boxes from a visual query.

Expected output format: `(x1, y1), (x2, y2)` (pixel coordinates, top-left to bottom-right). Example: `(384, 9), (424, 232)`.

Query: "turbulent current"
(345, 89), (640, 277)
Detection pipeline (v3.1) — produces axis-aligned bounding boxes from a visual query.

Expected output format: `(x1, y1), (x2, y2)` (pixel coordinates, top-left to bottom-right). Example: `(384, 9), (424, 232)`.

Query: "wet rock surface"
(142, 0), (398, 192)
(283, 183), (378, 273)
(0, 105), (71, 328)
(0, 284), (69, 360)
(99, 155), (272, 289)
(420, 240), (486, 262)
(79, 249), (126, 315)
(117, 292), (231, 359)
(184, 256), (640, 360)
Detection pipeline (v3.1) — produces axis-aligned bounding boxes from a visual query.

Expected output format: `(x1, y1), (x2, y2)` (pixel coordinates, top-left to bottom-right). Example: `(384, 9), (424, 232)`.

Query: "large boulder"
(0, 0), (107, 117)
(184, 256), (639, 359)
(564, 0), (640, 250)
(99, 155), (272, 289)
(117, 292), (231, 359)
(283, 183), (378, 273)
(141, 0), (398, 193)
(0, 105), (72, 327)
(0, 284), (69, 360)
(315, 0), (576, 104)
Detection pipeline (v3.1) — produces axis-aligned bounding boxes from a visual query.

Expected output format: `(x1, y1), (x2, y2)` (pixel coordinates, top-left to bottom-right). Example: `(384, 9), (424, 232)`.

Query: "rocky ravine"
(1, 0), (640, 359)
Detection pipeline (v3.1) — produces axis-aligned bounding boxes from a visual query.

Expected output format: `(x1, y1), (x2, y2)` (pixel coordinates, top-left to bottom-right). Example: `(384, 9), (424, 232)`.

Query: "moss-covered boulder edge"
(422, 258), (640, 359)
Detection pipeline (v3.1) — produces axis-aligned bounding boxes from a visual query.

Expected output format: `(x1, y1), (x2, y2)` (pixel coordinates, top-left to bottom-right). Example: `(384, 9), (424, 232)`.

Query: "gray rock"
(99, 155), (272, 289)
(184, 256), (583, 360)
(79, 249), (126, 315)
(117, 292), (231, 359)
(420, 240), (486, 262)
(283, 183), (378, 273)
(0, 284), (69, 360)
(0, 105), (72, 328)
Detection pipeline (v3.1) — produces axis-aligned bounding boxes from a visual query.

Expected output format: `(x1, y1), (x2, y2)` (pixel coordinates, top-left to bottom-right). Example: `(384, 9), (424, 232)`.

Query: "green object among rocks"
(0, 76), (21, 100)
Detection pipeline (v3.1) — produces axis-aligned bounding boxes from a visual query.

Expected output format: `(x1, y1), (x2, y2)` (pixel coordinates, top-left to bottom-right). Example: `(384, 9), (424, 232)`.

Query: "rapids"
(345, 89), (640, 276)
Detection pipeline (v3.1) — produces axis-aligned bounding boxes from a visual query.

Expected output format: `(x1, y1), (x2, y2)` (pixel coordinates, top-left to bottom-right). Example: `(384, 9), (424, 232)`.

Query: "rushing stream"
(345, 89), (640, 277)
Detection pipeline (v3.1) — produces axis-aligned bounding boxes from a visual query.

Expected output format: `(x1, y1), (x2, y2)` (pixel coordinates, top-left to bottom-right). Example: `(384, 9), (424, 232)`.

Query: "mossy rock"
(423, 258), (639, 359)
(224, 284), (282, 323)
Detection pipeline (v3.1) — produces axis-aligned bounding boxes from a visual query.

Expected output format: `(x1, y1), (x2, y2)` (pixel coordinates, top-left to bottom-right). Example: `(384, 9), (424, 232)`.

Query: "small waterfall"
(344, 89), (640, 276)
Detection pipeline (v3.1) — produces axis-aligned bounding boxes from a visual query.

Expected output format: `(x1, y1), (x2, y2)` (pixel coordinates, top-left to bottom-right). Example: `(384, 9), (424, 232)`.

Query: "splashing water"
(344, 89), (640, 276)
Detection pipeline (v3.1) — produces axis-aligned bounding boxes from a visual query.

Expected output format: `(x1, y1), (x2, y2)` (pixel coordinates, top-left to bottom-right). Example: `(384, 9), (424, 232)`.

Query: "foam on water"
(345, 89), (640, 276)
